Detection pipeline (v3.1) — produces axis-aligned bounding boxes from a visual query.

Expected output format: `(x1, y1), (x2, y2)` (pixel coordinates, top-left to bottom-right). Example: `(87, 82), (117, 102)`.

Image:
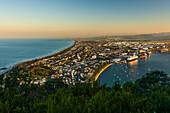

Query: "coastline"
(0, 39), (76, 75)
(95, 63), (113, 81)
(99, 53), (170, 86)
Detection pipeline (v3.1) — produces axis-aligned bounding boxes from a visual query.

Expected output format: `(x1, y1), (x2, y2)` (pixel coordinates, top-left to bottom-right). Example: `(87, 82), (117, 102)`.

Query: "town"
(7, 39), (167, 86)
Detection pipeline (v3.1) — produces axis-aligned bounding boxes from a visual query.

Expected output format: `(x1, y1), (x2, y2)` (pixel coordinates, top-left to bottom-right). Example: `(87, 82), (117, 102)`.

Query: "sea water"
(99, 52), (170, 86)
(0, 38), (74, 73)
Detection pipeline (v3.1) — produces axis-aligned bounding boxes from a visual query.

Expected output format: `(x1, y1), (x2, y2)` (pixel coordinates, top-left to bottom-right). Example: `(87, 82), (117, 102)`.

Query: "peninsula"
(1, 38), (169, 86)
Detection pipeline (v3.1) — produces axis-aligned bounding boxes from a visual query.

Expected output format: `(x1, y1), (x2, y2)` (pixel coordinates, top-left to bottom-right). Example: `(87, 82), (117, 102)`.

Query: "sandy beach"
(95, 63), (113, 81)
(0, 39), (76, 75)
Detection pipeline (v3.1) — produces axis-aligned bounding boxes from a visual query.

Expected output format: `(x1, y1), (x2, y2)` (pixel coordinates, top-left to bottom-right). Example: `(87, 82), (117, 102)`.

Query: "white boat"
(111, 58), (122, 63)
(127, 55), (138, 62)
(147, 51), (152, 55)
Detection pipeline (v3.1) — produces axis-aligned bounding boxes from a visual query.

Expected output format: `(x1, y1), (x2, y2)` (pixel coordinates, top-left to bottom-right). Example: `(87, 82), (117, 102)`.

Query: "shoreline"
(0, 39), (76, 75)
(95, 63), (113, 81)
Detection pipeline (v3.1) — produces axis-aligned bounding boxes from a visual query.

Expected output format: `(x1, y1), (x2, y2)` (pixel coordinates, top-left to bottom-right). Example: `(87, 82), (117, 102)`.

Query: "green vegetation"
(19, 66), (54, 78)
(0, 70), (169, 113)
(107, 46), (119, 50)
(4, 65), (54, 83)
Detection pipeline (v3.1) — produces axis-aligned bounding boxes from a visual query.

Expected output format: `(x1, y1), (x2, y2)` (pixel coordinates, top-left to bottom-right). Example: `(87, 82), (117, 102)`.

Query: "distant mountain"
(118, 32), (170, 41)
(94, 32), (170, 41)
(150, 32), (170, 39)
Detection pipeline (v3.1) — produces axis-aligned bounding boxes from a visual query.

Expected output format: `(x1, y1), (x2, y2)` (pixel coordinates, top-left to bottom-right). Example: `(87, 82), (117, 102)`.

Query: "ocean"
(0, 39), (74, 73)
(99, 52), (170, 86)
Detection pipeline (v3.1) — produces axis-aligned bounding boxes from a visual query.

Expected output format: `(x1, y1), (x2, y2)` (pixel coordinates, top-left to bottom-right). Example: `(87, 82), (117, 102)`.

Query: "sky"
(0, 0), (170, 38)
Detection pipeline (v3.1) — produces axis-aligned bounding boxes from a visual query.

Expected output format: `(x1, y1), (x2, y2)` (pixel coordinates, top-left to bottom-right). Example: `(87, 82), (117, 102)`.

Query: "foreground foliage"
(0, 70), (169, 113)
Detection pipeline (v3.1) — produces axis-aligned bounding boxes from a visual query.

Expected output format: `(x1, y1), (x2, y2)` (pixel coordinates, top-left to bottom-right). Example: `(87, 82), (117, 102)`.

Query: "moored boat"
(111, 58), (122, 63)
(127, 55), (138, 62)
(147, 51), (152, 55)
(139, 53), (147, 58)
(160, 48), (168, 53)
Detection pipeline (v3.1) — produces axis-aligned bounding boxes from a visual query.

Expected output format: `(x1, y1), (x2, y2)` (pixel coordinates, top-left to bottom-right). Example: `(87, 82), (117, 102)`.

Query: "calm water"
(0, 39), (74, 72)
(99, 52), (170, 86)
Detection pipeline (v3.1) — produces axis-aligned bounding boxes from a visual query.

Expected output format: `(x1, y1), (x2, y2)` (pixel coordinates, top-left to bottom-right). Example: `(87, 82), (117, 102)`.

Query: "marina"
(98, 52), (170, 86)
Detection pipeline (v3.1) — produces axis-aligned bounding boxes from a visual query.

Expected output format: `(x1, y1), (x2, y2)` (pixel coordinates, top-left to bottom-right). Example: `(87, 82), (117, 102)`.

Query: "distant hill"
(94, 32), (170, 41)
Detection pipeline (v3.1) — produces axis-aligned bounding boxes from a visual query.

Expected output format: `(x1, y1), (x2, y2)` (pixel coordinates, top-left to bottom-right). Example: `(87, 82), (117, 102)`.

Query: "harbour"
(98, 52), (170, 86)
(1, 38), (169, 86)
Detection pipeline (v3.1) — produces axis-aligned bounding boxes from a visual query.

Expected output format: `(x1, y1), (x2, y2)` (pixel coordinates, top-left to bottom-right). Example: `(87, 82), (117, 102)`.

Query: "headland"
(1, 38), (169, 86)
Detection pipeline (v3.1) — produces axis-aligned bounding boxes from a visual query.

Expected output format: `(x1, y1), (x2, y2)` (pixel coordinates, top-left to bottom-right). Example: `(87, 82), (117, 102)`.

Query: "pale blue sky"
(0, 0), (170, 38)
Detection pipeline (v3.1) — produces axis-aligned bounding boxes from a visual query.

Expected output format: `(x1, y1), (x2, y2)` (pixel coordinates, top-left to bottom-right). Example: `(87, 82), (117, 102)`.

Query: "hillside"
(94, 32), (170, 41)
